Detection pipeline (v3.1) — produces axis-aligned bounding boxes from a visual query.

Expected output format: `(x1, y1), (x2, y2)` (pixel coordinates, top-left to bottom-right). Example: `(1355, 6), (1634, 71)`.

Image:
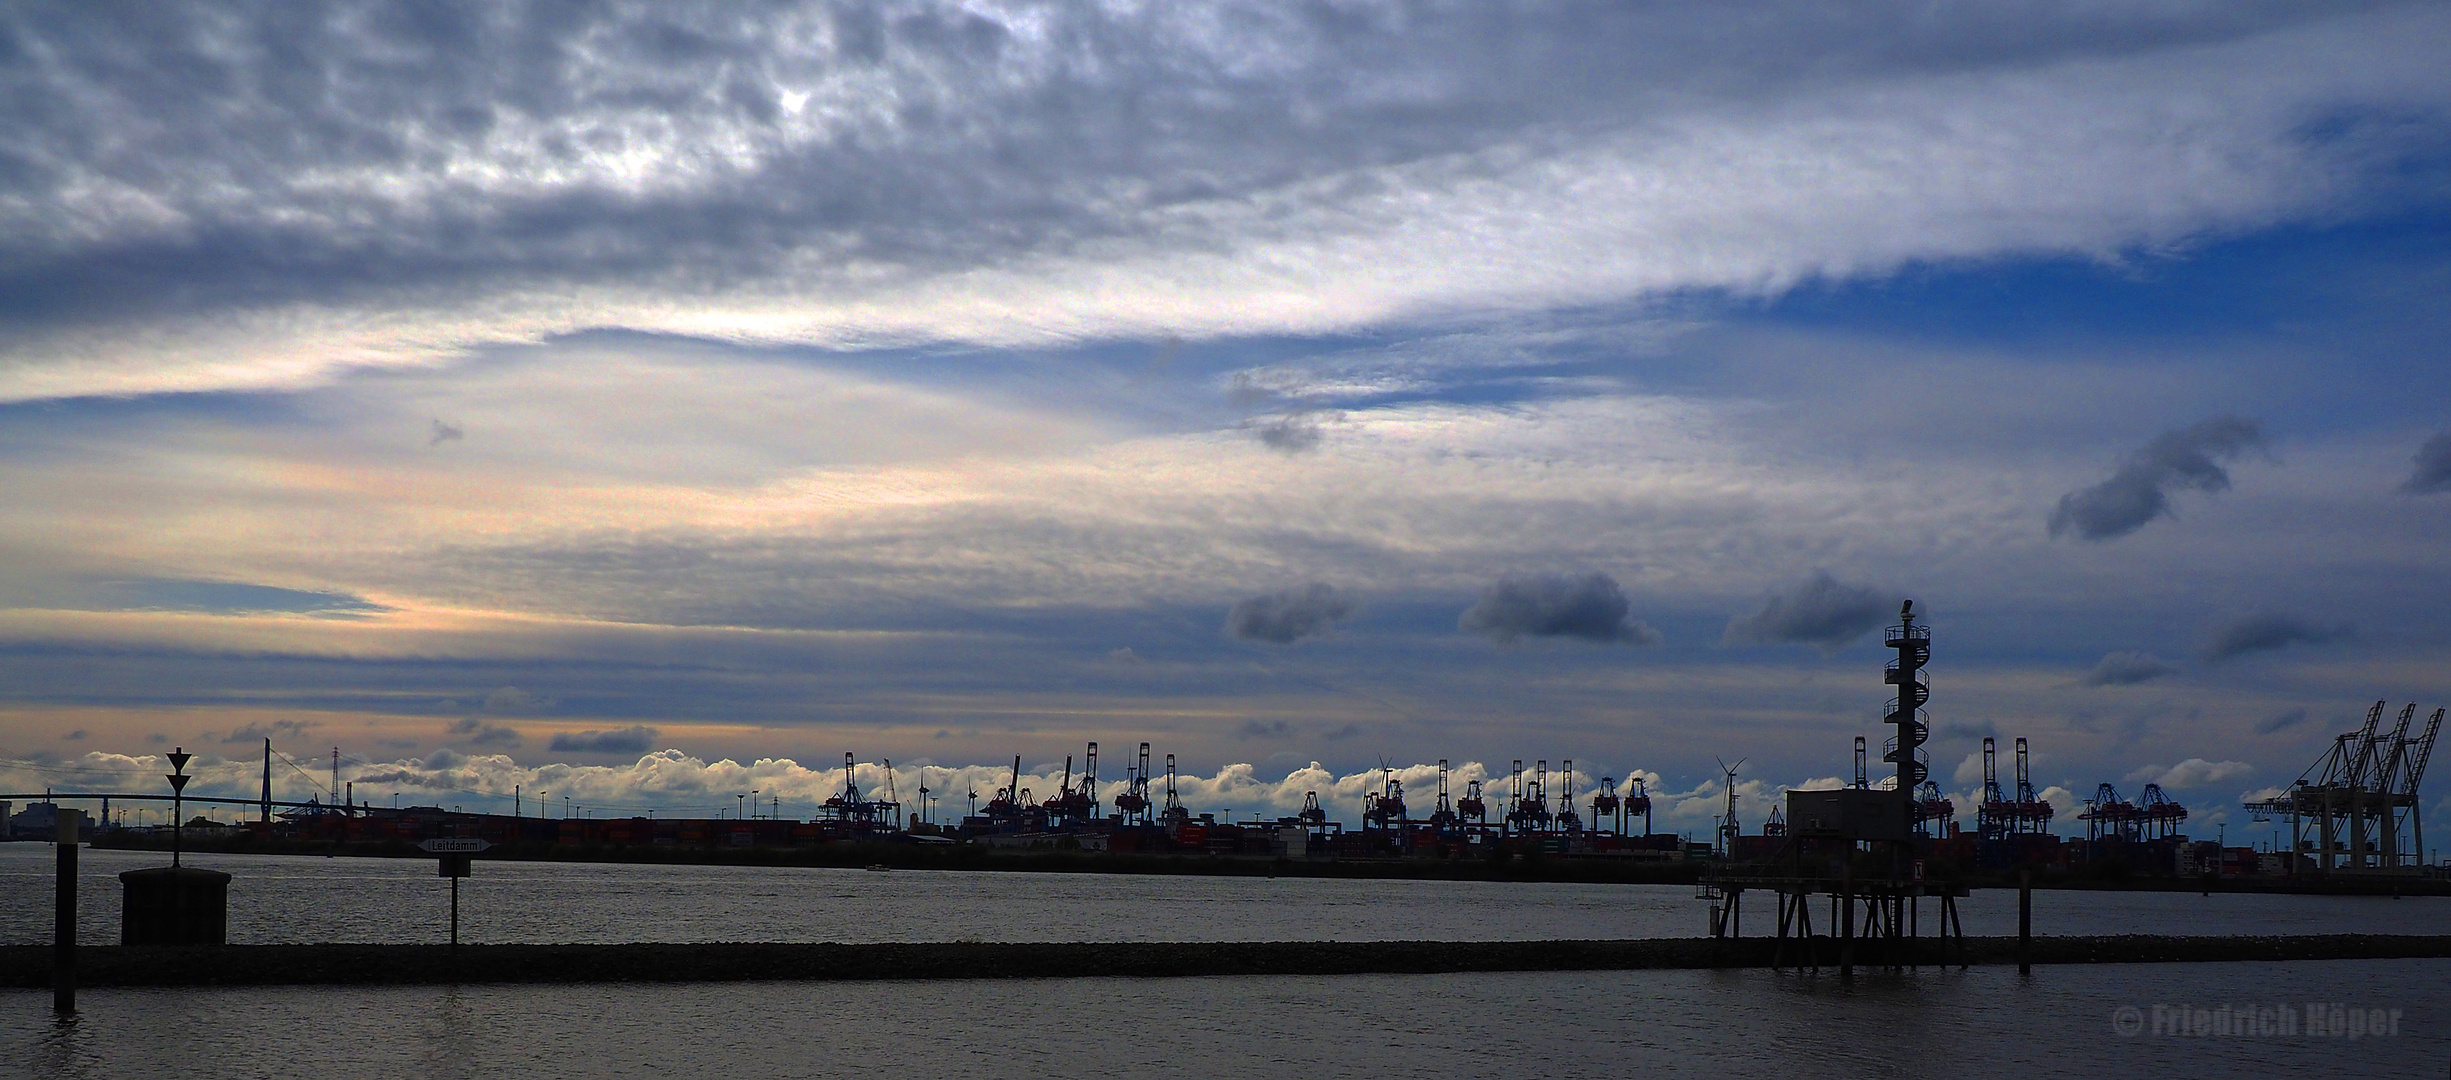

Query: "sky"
(2, 1), (2449, 846)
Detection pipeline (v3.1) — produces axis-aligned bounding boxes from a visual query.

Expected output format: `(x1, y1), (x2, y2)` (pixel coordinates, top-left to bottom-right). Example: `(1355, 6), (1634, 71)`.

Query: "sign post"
(418, 838), (491, 948)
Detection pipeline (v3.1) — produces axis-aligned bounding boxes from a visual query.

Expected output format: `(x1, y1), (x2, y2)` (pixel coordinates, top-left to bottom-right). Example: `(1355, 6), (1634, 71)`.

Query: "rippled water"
(4, 843), (2444, 945)
(6, 960), (2443, 1079)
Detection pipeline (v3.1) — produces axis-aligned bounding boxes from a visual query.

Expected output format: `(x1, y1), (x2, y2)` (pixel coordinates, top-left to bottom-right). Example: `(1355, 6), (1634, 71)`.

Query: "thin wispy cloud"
(2081, 652), (2180, 688)
(2, 5), (2447, 398)
(547, 727), (662, 756)
(1226, 584), (1356, 646)
(2254, 708), (2310, 735)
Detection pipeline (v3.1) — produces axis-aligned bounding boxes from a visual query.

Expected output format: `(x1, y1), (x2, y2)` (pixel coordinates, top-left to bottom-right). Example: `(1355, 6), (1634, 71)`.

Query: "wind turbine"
(1715, 757), (1746, 855)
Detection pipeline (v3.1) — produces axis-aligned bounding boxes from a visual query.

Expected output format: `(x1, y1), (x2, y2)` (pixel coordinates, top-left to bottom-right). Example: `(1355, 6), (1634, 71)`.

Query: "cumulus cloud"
(2080, 651), (2179, 687)
(2201, 611), (2352, 662)
(2123, 758), (2254, 788)
(2048, 416), (2267, 540)
(1225, 583), (1356, 645)
(1951, 752), (1987, 788)
(1, 749), (1658, 829)
(2254, 707), (2310, 734)
(2402, 431), (2451, 495)
(2037, 785), (2080, 822)
(1459, 572), (1660, 645)
(1722, 570), (1891, 648)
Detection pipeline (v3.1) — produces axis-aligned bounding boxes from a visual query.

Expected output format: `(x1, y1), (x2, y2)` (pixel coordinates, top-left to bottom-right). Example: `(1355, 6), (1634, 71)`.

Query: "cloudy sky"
(3, 2), (2449, 842)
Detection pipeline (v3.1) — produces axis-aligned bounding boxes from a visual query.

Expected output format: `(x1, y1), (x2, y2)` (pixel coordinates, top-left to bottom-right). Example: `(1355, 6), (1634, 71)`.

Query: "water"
(5, 960), (2443, 1078)
(4, 843), (2444, 946)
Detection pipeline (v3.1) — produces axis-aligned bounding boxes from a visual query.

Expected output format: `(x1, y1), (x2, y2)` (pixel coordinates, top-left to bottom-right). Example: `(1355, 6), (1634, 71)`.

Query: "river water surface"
(6, 960), (2443, 1079)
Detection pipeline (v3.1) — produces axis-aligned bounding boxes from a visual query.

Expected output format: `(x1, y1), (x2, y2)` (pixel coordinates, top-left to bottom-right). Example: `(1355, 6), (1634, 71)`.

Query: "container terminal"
(8, 602), (2441, 888)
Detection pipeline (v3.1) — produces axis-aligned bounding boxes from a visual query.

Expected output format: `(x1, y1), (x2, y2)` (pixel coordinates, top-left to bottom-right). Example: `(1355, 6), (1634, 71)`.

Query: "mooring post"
(2017, 869), (2032, 976)
(54, 809), (79, 1014)
(1839, 867), (1854, 981)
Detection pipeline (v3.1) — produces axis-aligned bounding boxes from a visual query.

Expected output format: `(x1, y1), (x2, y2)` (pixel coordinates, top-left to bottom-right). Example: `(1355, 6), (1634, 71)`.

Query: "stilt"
(1946, 893), (1966, 969)
(1771, 891), (1789, 970)
(1798, 888), (1817, 971)
(1910, 894), (1919, 969)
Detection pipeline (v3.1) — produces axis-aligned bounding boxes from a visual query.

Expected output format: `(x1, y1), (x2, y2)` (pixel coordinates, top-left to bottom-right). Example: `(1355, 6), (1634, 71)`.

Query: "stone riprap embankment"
(4, 935), (2448, 987)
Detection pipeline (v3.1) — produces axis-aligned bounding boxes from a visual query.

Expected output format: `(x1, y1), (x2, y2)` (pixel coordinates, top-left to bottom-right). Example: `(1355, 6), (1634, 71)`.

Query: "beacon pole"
(166, 748), (193, 868)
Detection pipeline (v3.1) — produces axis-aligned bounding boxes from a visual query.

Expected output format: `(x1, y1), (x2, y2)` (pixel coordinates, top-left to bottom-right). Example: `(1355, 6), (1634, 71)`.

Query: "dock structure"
(1702, 600), (1971, 975)
(1701, 865), (1970, 974)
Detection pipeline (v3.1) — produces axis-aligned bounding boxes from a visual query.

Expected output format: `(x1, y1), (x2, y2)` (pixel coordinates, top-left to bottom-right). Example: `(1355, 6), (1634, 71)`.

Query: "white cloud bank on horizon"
(0, 3), (2445, 398)
(3, 748), (1717, 833)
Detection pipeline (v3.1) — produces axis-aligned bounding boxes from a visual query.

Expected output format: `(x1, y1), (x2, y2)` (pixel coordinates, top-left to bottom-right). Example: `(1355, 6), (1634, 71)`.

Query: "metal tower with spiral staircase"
(1702, 598), (1970, 975)
(1883, 600), (1931, 809)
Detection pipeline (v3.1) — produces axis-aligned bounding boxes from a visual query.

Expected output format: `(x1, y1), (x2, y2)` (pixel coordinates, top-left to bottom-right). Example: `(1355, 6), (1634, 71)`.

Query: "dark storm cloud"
(548, 725), (660, 754)
(2202, 611), (2351, 662)
(2402, 431), (2451, 494)
(2080, 651), (2180, 687)
(0, 3), (2380, 336)
(2254, 707), (2310, 734)
(1459, 572), (1659, 645)
(1251, 413), (1329, 454)
(1721, 570), (1891, 648)
(2048, 416), (2267, 540)
(1225, 584), (1355, 645)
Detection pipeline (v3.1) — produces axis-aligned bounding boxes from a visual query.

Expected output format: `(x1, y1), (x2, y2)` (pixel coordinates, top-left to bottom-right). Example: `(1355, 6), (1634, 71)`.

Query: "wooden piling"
(53, 810), (78, 1014)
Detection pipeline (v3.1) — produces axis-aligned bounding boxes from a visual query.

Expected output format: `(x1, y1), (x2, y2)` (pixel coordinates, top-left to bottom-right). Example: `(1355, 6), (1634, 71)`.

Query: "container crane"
(1114, 742), (1153, 822)
(1555, 759), (1581, 834)
(1457, 779), (1488, 824)
(1428, 760), (1458, 829)
(1160, 754), (1189, 825)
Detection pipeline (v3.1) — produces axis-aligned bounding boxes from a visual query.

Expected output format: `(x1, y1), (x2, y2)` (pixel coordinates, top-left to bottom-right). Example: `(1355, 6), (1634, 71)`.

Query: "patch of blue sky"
(84, 579), (386, 617)
(1750, 212), (2446, 344)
